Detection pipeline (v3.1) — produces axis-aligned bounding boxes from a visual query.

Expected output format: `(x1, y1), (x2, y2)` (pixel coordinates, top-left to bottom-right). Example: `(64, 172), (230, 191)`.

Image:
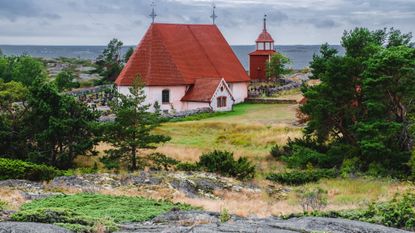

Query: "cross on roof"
(210, 3), (218, 25)
(150, 1), (157, 24)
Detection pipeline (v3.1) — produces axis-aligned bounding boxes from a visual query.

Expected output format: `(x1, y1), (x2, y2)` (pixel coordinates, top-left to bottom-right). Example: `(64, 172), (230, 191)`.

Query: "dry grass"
(0, 188), (26, 210)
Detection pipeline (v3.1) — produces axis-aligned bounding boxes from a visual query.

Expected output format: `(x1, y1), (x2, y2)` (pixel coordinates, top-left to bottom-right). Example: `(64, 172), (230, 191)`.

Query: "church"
(115, 23), (250, 113)
(115, 14), (276, 113)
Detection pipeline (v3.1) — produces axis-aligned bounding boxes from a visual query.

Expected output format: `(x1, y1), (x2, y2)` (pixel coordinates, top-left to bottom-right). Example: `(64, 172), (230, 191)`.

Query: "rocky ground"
(0, 211), (410, 233)
(0, 172), (411, 233)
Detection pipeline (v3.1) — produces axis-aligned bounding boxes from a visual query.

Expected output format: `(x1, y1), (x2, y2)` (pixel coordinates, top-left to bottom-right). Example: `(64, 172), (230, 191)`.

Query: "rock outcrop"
(0, 222), (72, 233)
(117, 210), (411, 233)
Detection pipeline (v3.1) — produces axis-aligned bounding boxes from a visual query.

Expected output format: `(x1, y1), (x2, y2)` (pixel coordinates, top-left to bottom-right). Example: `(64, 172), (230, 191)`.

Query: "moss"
(12, 193), (194, 232)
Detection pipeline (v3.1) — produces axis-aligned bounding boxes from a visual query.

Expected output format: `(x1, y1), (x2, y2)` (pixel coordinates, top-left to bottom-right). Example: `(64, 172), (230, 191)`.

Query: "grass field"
(154, 103), (302, 174)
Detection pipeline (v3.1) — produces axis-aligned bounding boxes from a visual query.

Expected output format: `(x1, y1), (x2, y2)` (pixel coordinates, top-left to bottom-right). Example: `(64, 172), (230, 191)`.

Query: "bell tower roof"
(256, 15), (274, 42)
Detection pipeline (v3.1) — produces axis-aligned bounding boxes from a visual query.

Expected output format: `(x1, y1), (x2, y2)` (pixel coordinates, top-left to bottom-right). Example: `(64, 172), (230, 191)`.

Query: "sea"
(0, 45), (344, 70)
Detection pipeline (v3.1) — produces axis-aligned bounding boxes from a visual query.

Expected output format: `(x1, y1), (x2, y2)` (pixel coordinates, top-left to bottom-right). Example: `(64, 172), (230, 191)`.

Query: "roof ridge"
(187, 25), (221, 78)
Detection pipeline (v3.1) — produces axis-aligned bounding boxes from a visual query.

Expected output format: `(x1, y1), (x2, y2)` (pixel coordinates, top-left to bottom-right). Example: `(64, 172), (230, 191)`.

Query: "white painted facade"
(118, 85), (188, 112)
(117, 81), (247, 113)
(210, 79), (234, 112)
(228, 82), (248, 104)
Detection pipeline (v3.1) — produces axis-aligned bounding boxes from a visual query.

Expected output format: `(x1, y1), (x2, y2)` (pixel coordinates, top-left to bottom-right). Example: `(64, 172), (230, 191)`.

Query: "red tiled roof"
(181, 78), (234, 102)
(249, 50), (276, 56)
(181, 78), (221, 102)
(115, 23), (250, 86)
(256, 30), (274, 43)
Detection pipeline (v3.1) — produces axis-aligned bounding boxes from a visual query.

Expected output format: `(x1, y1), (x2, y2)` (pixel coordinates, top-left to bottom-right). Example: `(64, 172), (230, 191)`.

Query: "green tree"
(96, 38), (124, 82)
(11, 56), (46, 86)
(25, 78), (100, 168)
(124, 47), (134, 63)
(55, 69), (80, 92)
(266, 53), (291, 79)
(102, 76), (170, 170)
(0, 79), (29, 159)
(297, 28), (415, 173)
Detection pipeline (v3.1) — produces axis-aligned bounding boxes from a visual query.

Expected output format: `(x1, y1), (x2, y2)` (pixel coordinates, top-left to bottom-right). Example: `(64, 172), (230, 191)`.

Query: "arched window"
(162, 89), (170, 104)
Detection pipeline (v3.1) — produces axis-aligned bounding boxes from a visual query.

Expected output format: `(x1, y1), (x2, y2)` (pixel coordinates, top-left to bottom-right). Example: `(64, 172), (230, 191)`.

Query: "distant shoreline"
(0, 44), (345, 70)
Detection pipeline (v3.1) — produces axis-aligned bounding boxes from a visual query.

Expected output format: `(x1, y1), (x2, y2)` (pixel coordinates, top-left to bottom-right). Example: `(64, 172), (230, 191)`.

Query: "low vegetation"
(266, 168), (337, 185)
(12, 193), (194, 232)
(0, 158), (62, 181)
(198, 150), (256, 180)
(285, 192), (415, 231)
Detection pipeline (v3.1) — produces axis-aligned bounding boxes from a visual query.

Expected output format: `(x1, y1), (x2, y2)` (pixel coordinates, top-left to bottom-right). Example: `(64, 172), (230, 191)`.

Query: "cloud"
(0, 0), (61, 21)
(0, 0), (413, 45)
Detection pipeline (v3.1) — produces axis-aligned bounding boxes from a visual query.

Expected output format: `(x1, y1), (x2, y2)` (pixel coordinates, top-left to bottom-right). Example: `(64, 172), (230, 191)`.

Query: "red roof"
(256, 30), (274, 43)
(249, 50), (276, 56)
(181, 78), (222, 102)
(116, 23), (250, 86)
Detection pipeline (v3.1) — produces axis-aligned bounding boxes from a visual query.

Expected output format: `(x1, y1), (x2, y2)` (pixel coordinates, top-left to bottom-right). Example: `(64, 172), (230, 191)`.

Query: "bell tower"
(249, 15), (276, 80)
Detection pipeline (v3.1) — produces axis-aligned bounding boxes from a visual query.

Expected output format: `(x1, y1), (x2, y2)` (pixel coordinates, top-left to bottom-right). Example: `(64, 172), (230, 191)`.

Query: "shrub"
(266, 169), (338, 185)
(0, 200), (7, 211)
(366, 162), (389, 177)
(281, 145), (332, 169)
(176, 162), (200, 171)
(296, 187), (328, 212)
(219, 208), (231, 223)
(146, 152), (178, 171)
(197, 150), (255, 180)
(0, 158), (62, 181)
(340, 157), (361, 178)
(270, 144), (285, 159)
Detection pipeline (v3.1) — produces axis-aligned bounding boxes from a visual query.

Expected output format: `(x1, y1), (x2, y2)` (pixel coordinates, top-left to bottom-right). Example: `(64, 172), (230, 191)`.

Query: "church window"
(162, 89), (170, 104)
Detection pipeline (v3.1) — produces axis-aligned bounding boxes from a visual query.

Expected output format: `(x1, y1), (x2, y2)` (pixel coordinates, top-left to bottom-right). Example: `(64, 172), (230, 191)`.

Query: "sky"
(0, 0), (414, 45)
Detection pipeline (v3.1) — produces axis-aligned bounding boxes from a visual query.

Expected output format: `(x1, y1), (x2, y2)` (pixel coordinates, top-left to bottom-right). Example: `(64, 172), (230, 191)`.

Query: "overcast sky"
(0, 0), (414, 45)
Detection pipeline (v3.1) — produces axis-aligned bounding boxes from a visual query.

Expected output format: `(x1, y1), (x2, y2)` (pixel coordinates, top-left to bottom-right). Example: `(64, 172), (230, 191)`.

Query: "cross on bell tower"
(150, 1), (157, 24)
(210, 3), (218, 24)
(263, 14), (267, 31)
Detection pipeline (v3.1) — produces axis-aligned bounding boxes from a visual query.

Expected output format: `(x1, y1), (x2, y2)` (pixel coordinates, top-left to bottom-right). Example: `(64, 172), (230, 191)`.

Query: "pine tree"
(102, 76), (170, 170)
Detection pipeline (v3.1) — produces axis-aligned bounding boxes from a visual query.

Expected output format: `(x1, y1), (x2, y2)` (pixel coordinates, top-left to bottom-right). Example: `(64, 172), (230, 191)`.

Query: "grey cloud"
(0, 0), (414, 45)
(0, 0), (61, 21)
(310, 19), (338, 28)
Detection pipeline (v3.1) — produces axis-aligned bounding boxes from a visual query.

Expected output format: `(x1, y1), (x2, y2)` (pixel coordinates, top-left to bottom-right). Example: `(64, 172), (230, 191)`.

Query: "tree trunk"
(131, 146), (137, 171)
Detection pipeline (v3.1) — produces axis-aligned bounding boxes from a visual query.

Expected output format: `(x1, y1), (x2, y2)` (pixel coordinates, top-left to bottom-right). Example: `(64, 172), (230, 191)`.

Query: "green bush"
(0, 158), (62, 181)
(281, 145), (332, 169)
(176, 162), (200, 171)
(270, 144), (285, 159)
(147, 153), (178, 171)
(266, 169), (338, 185)
(197, 150), (255, 180)
(340, 157), (361, 178)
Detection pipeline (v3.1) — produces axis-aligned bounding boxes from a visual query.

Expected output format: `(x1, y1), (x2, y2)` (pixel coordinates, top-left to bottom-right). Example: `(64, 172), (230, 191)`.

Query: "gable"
(115, 23), (250, 86)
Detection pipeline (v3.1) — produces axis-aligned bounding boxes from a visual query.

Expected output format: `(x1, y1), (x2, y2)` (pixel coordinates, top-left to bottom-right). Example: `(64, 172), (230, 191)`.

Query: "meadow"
(154, 103), (302, 174)
(71, 101), (414, 218)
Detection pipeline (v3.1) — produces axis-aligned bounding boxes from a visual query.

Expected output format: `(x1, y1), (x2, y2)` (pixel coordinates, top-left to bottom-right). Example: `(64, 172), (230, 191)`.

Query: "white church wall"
(117, 85), (187, 113)
(230, 82), (248, 104)
(183, 101), (211, 110)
